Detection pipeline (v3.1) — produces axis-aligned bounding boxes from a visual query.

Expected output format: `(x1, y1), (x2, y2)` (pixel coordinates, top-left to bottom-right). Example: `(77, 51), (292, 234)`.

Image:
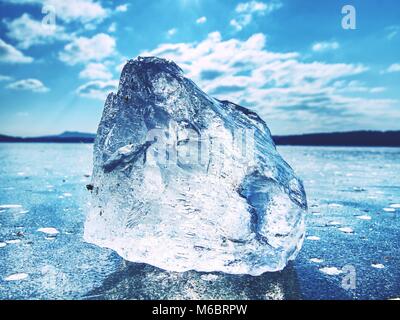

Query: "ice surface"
(84, 56), (307, 275)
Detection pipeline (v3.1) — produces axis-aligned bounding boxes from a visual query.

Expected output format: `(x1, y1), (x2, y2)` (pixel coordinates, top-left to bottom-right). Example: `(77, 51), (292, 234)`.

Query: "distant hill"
(0, 131), (96, 143)
(0, 130), (399, 147)
(273, 131), (400, 147)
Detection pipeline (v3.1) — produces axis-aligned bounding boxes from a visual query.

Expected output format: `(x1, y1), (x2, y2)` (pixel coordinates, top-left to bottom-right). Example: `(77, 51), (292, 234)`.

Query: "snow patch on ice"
(37, 227), (59, 235)
(356, 215), (371, 220)
(328, 203), (342, 208)
(338, 227), (354, 234)
(6, 239), (21, 244)
(319, 267), (342, 276)
(4, 273), (28, 281)
(0, 204), (22, 209)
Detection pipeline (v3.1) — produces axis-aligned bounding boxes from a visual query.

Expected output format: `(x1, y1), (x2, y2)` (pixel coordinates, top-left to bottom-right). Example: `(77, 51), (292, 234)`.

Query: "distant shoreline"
(1, 130), (400, 147)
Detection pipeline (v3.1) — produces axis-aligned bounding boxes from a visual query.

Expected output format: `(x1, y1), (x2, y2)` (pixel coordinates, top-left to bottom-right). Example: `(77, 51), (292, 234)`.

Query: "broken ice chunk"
(84, 56), (307, 275)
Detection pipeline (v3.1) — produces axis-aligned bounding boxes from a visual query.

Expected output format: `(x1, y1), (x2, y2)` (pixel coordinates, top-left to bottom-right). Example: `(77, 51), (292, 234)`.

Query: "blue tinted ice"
(84, 57), (307, 275)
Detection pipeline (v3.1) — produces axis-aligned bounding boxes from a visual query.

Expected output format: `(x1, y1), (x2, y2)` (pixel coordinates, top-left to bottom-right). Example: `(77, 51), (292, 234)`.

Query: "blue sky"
(0, 0), (399, 136)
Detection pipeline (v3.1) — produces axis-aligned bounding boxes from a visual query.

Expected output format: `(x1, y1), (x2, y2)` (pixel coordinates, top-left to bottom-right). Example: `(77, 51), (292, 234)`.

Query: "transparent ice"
(84, 57), (307, 275)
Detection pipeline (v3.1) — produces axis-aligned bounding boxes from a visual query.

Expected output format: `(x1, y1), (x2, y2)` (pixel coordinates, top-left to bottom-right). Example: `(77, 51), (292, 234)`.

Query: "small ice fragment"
(389, 204), (400, 209)
(0, 204), (22, 209)
(319, 267), (342, 276)
(2, 187), (15, 190)
(310, 258), (324, 263)
(383, 208), (395, 212)
(45, 237), (56, 241)
(4, 273), (28, 281)
(19, 210), (29, 214)
(0, 242), (7, 248)
(63, 193), (72, 197)
(307, 236), (320, 241)
(328, 221), (341, 226)
(6, 239), (21, 244)
(200, 274), (219, 281)
(17, 172), (26, 176)
(371, 263), (385, 269)
(58, 196), (64, 199)
(356, 215), (372, 220)
(37, 227), (59, 235)
(338, 227), (354, 234)
(328, 203), (342, 208)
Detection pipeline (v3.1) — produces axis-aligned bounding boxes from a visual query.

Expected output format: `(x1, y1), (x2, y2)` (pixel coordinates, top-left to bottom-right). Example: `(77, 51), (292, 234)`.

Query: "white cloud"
(115, 58), (129, 74)
(386, 25), (399, 40)
(370, 87), (386, 93)
(236, 1), (268, 13)
(4, 13), (70, 49)
(230, 15), (252, 32)
(4, 0), (108, 24)
(116, 4), (129, 12)
(142, 32), (398, 133)
(59, 33), (116, 65)
(0, 74), (13, 81)
(108, 22), (117, 33)
(167, 28), (177, 38)
(0, 38), (33, 63)
(79, 62), (113, 80)
(49, 0), (107, 23)
(76, 80), (118, 100)
(196, 16), (207, 24)
(384, 63), (400, 73)
(333, 80), (386, 94)
(230, 1), (282, 31)
(312, 41), (340, 52)
(16, 112), (29, 117)
(6, 78), (49, 93)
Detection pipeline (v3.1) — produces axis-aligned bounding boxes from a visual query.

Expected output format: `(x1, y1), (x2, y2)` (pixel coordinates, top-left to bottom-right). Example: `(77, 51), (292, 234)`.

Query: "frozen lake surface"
(0, 143), (399, 300)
